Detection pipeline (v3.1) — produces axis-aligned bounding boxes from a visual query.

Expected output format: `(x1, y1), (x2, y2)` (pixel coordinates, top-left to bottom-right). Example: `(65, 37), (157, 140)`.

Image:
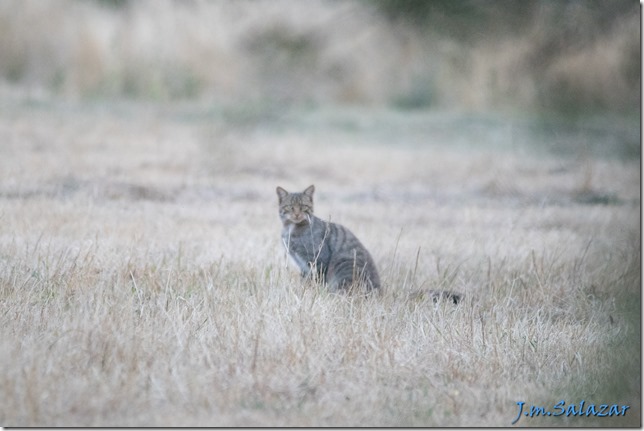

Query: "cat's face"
(276, 185), (315, 225)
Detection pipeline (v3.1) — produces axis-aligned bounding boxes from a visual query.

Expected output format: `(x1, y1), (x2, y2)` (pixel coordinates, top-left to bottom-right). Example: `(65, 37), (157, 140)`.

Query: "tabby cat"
(276, 185), (380, 291)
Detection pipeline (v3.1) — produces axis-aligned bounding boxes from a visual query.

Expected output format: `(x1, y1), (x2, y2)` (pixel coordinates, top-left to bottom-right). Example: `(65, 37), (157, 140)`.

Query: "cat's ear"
(303, 184), (315, 198)
(276, 186), (288, 202)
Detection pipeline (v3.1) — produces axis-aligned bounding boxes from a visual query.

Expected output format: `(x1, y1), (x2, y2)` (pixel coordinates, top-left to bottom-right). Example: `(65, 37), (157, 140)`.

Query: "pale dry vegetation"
(0, 93), (639, 426)
(0, 1), (639, 427)
(0, 0), (638, 114)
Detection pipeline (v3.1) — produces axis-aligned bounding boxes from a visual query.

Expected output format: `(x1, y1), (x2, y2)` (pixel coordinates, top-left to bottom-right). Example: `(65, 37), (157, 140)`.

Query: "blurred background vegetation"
(0, 0), (639, 117)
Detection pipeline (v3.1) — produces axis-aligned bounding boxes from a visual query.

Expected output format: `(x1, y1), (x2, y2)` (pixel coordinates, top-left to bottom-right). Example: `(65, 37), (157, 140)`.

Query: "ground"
(0, 95), (639, 426)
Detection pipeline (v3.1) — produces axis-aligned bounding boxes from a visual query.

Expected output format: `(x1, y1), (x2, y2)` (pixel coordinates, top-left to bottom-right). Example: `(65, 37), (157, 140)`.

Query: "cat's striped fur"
(276, 185), (380, 291)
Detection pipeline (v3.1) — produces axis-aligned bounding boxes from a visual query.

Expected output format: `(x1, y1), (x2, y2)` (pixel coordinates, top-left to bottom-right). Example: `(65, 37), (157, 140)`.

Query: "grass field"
(0, 95), (640, 426)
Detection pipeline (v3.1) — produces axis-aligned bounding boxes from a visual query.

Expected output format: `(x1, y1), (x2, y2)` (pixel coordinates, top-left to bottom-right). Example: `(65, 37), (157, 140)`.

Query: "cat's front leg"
(298, 260), (325, 284)
(300, 267), (311, 278)
(288, 250), (312, 278)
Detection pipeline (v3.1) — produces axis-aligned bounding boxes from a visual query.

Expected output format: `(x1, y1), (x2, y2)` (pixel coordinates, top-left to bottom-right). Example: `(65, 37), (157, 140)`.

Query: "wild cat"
(276, 185), (463, 303)
(276, 185), (381, 292)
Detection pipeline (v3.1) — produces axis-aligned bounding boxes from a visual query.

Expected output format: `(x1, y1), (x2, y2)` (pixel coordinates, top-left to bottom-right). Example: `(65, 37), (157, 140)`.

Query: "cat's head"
(276, 185), (315, 225)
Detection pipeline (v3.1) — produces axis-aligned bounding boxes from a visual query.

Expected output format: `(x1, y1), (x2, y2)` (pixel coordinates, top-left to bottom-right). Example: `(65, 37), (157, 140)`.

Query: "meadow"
(0, 93), (639, 426)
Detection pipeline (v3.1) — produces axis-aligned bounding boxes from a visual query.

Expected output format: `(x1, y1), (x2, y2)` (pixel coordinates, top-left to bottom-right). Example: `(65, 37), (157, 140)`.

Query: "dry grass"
(0, 0), (638, 114)
(0, 94), (640, 426)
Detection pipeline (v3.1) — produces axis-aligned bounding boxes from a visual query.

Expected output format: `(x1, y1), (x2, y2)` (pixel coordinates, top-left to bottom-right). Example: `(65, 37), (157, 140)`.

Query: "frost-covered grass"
(0, 98), (639, 426)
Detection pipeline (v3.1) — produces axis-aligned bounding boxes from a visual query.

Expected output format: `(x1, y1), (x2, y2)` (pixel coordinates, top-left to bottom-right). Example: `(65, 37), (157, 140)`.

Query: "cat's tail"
(408, 289), (463, 304)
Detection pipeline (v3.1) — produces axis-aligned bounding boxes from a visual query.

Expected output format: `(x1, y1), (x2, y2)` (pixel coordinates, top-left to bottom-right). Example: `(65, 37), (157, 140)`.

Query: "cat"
(276, 184), (381, 292)
(275, 185), (464, 303)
